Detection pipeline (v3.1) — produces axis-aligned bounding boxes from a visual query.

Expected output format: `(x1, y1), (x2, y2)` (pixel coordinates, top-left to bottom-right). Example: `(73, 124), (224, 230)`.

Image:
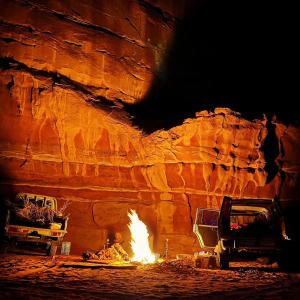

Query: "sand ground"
(1, 254), (300, 299)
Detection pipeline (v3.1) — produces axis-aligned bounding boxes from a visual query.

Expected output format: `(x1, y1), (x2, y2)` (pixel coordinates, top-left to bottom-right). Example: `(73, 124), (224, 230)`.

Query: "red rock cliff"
(1, 0), (299, 255)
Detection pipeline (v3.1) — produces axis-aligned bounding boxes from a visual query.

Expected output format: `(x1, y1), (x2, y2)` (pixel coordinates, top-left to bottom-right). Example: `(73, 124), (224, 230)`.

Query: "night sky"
(127, 0), (298, 133)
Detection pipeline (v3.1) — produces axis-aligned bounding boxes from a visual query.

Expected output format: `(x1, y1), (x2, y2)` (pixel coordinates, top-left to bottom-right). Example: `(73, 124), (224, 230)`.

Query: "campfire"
(82, 209), (156, 265)
(127, 209), (156, 264)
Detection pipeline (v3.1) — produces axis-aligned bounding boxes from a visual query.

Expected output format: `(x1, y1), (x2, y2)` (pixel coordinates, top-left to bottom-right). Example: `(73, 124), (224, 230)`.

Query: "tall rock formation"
(1, 0), (299, 255)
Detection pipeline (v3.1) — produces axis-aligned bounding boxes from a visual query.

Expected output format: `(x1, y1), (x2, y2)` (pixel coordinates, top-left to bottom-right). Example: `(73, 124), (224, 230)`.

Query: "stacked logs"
(82, 243), (129, 262)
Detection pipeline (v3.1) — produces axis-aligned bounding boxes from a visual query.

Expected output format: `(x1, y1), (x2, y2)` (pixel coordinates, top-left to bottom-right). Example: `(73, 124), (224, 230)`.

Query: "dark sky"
(127, 0), (298, 133)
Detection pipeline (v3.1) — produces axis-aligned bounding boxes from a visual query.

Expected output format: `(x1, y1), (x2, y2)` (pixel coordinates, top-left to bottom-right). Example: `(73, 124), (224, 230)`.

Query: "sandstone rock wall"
(1, 0), (299, 255)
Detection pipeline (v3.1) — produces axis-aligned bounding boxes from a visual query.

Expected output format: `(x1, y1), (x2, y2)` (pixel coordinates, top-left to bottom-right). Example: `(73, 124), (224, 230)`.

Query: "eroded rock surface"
(1, 0), (299, 255)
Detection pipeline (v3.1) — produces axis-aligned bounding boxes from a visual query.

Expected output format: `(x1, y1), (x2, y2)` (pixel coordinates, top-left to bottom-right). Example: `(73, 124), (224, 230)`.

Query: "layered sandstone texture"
(1, 0), (300, 255)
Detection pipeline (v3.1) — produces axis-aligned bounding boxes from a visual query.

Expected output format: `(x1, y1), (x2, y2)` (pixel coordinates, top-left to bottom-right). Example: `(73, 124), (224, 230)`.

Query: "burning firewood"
(82, 243), (129, 262)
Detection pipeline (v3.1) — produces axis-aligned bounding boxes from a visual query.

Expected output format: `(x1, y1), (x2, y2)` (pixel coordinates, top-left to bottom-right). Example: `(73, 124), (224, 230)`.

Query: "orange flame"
(128, 209), (155, 264)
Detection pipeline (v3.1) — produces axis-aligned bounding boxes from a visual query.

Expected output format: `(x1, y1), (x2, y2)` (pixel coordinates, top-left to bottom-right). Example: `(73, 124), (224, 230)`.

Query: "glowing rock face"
(0, 0), (299, 256)
(128, 210), (155, 264)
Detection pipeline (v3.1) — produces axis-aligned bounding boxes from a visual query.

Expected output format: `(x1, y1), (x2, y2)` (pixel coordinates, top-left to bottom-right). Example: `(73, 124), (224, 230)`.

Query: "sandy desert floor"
(1, 254), (300, 299)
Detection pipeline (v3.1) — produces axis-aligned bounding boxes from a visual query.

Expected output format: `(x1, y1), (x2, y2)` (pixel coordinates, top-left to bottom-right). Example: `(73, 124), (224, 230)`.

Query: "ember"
(128, 210), (156, 264)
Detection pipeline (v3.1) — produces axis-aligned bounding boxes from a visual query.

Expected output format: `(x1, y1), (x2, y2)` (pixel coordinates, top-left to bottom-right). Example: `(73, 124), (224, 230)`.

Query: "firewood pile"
(82, 243), (129, 262)
(8, 197), (69, 227)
